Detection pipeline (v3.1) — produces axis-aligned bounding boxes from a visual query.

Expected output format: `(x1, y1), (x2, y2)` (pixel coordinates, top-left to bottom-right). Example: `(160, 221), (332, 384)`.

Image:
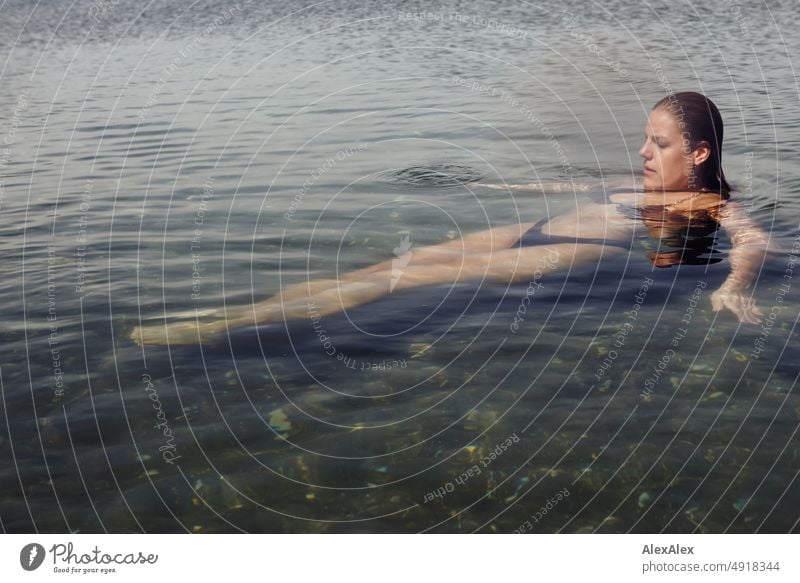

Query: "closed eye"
(644, 133), (667, 147)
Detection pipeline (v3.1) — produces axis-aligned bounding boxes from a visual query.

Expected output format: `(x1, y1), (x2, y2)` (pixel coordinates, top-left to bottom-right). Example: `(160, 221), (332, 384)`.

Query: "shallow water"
(1, 0), (799, 533)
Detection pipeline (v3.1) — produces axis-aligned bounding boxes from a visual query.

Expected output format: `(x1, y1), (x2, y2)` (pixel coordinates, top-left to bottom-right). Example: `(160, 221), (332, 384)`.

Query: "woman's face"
(638, 107), (694, 191)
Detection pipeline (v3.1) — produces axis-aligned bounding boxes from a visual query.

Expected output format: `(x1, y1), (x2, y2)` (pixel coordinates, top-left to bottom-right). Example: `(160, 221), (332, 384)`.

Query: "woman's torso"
(528, 189), (727, 263)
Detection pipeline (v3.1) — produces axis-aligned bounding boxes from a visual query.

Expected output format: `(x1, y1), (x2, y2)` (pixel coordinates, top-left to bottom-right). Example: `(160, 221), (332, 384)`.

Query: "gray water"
(1, 0), (799, 533)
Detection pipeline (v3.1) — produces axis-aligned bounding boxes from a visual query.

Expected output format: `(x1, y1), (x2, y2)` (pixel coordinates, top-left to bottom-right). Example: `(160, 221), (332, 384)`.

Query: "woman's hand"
(710, 286), (763, 324)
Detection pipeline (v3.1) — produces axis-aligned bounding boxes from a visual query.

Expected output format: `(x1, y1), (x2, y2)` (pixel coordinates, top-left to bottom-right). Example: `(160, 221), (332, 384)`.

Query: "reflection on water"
(1, 0), (799, 533)
(617, 198), (726, 267)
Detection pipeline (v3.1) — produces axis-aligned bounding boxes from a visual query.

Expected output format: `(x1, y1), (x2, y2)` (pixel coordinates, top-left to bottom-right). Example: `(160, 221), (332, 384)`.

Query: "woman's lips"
(644, 166), (655, 174)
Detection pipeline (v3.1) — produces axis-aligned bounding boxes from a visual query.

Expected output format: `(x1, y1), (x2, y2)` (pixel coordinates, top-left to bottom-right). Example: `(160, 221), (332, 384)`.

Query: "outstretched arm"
(480, 181), (589, 192)
(478, 177), (635, 193)
(710, 200), (773, 324)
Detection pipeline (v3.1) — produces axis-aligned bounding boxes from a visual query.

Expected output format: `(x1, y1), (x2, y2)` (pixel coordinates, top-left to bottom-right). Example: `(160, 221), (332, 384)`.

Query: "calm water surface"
(1, 0), (799, 533)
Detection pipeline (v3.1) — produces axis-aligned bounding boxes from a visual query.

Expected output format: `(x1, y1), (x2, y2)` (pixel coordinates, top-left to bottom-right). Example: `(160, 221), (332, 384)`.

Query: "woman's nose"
(639, 142), (650, 159)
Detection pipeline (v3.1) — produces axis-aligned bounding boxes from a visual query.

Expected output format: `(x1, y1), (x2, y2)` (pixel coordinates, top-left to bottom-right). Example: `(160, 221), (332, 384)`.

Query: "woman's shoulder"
(609, 190), (730, 208)
(606, 190), (641, 205)
(694, 191), (732, 211)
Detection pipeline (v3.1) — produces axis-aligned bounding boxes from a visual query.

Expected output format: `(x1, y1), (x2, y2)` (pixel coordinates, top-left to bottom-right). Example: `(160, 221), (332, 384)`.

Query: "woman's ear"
(692, 140), (711, 166)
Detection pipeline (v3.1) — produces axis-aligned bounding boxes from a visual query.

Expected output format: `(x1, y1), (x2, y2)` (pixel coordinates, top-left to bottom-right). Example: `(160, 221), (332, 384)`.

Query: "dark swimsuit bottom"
(514, 189), (636, 250)
(514, 216), (635, 250)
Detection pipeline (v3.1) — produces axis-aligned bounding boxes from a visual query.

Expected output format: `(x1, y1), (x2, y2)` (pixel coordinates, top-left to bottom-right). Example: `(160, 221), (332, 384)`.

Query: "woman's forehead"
(645, 108), (680, 136)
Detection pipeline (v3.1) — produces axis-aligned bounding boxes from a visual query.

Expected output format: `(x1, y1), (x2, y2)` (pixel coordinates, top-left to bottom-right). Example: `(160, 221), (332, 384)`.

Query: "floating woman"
(131, 92), (773, 346)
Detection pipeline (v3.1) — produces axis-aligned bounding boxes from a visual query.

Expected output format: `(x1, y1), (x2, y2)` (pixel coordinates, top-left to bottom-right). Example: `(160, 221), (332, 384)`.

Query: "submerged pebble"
(733, 497), (749, 512)
(690, 363), (715, 374)
(600, 516), (619, 527)
(267, 408), (293, 440)
(408, 342), (433, 359)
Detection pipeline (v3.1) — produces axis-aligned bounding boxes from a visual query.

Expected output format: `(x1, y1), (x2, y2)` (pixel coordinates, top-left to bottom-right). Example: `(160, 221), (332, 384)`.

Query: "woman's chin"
(642, 176), (659, 190)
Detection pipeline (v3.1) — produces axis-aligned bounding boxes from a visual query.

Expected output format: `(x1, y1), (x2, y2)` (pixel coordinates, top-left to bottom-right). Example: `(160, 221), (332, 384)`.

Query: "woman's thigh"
(425, 221), (539, 254)
(473, 241), (627, 283)
(390, 241), (624, 289)
(345, 221), (539, 278)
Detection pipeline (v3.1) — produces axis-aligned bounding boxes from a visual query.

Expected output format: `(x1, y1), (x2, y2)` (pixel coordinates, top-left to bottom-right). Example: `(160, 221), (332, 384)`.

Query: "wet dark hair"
(652, 92), (732, 195)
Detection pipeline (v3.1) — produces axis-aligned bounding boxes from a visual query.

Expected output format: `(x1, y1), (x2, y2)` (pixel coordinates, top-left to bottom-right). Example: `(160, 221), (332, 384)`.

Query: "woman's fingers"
(710, 289), (763, 324)
(710, 290), (723, 312)
(743, 301), (764, 324)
